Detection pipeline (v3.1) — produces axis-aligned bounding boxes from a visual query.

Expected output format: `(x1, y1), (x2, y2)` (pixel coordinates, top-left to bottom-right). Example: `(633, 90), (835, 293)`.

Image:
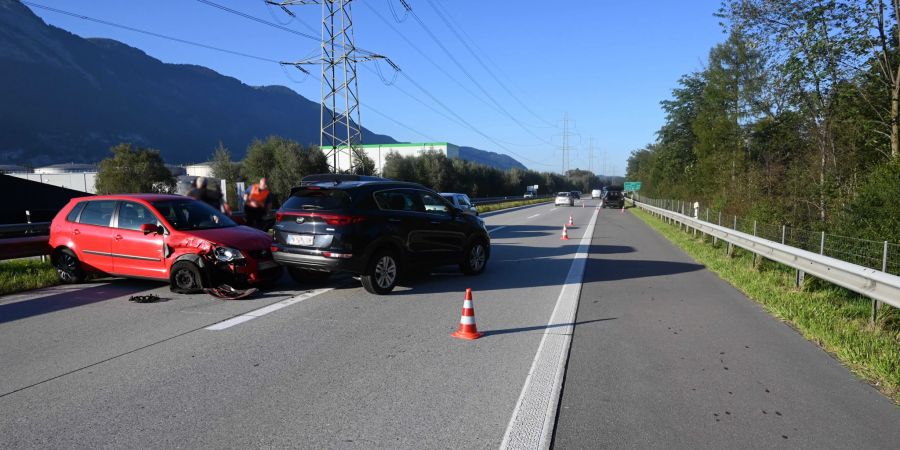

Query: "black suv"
(271, 177), (491, 294)
(602, 188), (625, 208)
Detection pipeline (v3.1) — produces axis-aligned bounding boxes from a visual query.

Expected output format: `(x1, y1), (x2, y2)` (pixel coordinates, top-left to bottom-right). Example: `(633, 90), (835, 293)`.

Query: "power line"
(22, 1), (283, 64)
(400, 4), (557, 148)
(425, 0), (558, 130)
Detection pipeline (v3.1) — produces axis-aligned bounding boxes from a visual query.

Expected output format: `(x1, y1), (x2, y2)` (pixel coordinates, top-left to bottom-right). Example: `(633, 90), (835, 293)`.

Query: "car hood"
(175, 226), (272, 251)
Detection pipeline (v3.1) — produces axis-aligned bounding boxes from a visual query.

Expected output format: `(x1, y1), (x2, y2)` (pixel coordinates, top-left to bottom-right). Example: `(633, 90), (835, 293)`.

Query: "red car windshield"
(152, 199), (236, 230)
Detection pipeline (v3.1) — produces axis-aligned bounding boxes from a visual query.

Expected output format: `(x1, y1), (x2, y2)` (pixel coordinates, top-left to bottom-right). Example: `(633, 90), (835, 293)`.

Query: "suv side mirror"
(141, 223), (162, 235)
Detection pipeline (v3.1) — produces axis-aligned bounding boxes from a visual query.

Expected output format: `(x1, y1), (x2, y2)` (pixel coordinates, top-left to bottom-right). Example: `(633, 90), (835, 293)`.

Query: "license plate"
(286, 234), (314, 246)
(258, 260), (279, 270)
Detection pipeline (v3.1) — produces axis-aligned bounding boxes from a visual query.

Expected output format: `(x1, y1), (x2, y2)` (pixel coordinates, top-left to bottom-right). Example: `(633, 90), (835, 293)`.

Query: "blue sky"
(28, 0), (725, 175)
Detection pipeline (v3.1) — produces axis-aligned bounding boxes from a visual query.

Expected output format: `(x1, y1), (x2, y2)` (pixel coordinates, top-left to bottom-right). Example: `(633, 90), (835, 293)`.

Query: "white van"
(591, 189), (602, 199)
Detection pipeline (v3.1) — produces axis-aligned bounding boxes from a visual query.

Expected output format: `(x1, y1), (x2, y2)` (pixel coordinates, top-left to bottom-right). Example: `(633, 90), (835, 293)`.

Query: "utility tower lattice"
(268, 0), (392, 173)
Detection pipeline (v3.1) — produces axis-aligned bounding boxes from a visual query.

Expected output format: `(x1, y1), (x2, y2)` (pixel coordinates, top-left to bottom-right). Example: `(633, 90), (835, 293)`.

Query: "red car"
(49, 194), (282, 292)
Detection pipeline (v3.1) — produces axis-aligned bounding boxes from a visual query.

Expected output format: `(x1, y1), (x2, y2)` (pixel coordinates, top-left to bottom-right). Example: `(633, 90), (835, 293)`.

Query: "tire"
(170, 261), (206, 294)
(460, 239), (488, 276)
(54, 248), (85, 284)
(360, 250), (400, 295)
(287, 267), (331, 284)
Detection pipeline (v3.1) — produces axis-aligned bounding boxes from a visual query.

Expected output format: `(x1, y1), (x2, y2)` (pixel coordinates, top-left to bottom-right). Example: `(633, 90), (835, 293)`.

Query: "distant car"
(49, 194), (282, 293)
(602, 189), (625, 209)
(570, 191), (581, 200)
(555, 192), (574, 207)
(440, 193), (478, 216)
(523, 192), (535, 199)
(271, 179), (490, 294)
(591, 189), (602, 199)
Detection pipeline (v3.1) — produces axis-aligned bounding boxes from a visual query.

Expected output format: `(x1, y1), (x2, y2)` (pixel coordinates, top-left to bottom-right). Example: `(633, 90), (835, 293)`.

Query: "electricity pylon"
(268, 0), (389, 172)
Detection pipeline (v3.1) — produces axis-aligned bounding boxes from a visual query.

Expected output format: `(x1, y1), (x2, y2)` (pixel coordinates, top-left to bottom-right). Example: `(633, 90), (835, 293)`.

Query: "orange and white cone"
(568, 215), (574, 226)
(452, 288), (482, 340)
(560, 224), (570, 240)
(620, 204), (625, 214)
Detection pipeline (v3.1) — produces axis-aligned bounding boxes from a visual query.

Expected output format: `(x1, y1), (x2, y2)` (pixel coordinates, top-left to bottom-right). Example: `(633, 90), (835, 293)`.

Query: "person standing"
(243, 177), (273, 229)
(187, 177), (225, 212)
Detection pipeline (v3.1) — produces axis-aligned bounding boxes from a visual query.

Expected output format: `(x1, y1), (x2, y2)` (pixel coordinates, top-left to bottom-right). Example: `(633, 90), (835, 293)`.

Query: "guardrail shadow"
(480, 317), (616, 337)
(0, 280), (164, 324)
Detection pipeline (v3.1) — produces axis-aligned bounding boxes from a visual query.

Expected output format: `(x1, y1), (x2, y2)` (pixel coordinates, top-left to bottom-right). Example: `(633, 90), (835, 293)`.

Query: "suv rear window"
(283, 188), (352, 211)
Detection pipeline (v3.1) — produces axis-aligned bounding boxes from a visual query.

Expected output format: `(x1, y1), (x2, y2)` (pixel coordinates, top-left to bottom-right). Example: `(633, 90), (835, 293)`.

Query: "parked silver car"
(440, 192), (479, 216)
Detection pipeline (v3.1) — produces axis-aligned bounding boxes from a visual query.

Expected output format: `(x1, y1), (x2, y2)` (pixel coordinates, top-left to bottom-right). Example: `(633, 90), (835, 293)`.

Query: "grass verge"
(0, 258), (59, 296)
(631, 206), (900, 403)
(478, 197), (553, 213)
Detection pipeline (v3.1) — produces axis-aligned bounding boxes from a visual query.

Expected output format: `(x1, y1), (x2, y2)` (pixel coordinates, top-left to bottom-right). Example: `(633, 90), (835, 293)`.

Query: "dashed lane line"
(527, 214), (541, 219)
(205, 287), (334, 331)
(499, 205), (598, 449)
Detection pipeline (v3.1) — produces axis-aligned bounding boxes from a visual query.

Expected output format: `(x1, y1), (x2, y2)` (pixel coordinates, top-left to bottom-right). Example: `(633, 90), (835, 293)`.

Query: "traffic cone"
(568, 215), (574, 226)
(620, 204), (625, 214)
(560, 224), (569, 240)
(452, 288), (482, 340)
(582, 202), (585, 208)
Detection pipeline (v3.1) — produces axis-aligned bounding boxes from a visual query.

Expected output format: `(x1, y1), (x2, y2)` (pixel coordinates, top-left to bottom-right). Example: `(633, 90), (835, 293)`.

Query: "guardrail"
(471, 194), (552, 206)
(630, 198), (900, 320)
(0, 221), (52, 260)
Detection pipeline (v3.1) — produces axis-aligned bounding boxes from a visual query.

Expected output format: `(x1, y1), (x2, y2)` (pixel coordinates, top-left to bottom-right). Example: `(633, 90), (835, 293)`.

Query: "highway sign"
(624, 181), (642, 191)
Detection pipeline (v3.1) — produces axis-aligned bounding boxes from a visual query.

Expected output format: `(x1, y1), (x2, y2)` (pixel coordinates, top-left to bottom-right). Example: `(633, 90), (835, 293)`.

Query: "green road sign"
(624, 181), (642, 191)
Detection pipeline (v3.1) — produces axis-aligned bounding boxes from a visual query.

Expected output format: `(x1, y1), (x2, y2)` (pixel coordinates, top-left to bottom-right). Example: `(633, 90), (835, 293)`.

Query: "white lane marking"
(550, 208), (557, 211)
(205, 287), (333, 331)
(488, 226), (507, 235)
(527, 214), (541, 219)
(500, 207), (598, 450)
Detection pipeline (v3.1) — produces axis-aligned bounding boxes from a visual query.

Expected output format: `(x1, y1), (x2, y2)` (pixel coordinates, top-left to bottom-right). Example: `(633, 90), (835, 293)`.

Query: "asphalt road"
(0, 200), (596, 449)
(1, 199), (897, 449)
(553, 206), (900, 449)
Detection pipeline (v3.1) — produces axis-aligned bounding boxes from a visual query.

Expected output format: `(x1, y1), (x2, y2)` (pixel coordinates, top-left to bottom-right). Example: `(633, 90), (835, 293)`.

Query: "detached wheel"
(287, 267), (331, 284)
(54, 248), (85, 284)
(361, 250), (399, 295)
(170, 261), (205, 294)
(460, 239), (488, 276)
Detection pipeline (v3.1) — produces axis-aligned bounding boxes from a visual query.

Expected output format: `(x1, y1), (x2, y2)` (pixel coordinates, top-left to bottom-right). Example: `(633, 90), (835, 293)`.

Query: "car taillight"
(323, 251), (353, 259)
(275, 212), (365, 226)
(319, 214), (365, 226)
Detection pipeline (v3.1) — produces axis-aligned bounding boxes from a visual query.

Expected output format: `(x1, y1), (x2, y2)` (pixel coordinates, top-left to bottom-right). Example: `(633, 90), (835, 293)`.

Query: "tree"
(352, 148), (377, 176)
(210, 142), (242, 184)
(241, 137), (329, 204)
(95, 143), (174, 194)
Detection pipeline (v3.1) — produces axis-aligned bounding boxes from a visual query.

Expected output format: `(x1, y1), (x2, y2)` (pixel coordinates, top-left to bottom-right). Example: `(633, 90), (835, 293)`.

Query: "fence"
(631, 195), (899, 321)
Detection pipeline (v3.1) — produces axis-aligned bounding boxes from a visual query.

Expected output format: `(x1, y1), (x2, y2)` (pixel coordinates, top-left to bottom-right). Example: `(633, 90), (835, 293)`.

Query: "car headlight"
(213, 246), (244, 262)
(477, 217), (487, 231)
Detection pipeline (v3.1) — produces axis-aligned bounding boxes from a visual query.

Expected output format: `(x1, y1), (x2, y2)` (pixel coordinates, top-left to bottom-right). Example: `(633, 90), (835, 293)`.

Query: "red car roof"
(70, 193), (188, 202)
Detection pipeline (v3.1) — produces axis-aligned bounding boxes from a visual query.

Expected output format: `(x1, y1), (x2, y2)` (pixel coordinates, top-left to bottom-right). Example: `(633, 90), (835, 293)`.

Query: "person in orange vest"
(243, 177), (273, 230)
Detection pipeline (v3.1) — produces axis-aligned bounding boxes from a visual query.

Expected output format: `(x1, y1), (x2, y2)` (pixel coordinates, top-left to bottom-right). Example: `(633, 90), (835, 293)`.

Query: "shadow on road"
(0, 280), (163, 324)
(480, 317), (617, 337)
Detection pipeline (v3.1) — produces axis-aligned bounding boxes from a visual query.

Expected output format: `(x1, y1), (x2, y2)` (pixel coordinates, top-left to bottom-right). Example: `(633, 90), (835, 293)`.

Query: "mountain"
(0, 0), (525, 171)
(459, 146), (526, 170)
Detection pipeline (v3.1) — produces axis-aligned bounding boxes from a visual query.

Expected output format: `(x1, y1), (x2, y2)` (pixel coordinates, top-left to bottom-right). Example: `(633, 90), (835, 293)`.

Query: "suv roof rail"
(299, 173), (390, 185)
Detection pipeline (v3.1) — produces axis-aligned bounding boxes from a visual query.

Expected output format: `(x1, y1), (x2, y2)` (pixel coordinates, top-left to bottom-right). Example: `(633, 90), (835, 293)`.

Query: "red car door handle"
(73, 229), (80, 235)
(114, 234), (123, 240)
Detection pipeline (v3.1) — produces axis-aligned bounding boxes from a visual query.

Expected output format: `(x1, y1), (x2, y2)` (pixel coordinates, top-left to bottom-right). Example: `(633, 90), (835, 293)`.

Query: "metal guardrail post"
(752, 220), (758, 266)
(715, 212), (721, 246)
(781, 225), (786, 245)
(727, 215), (737, 256)
(820, 231), (825, 255)
(873, 241), (889, 322)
